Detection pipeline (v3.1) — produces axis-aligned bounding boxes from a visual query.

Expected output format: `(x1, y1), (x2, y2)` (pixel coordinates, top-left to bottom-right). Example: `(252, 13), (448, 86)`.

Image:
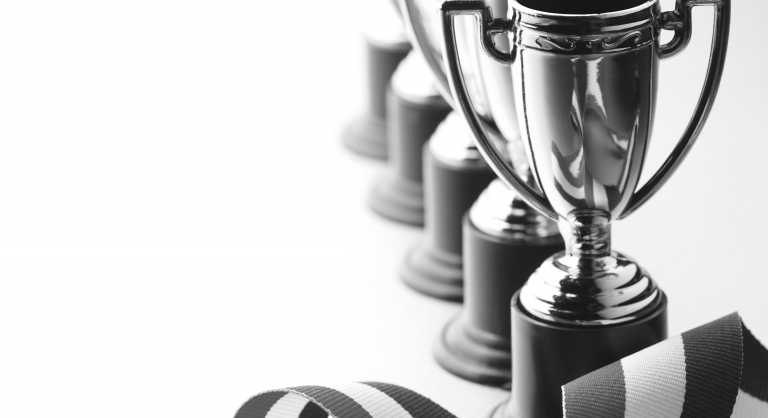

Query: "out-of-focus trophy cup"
(441, 0), (730, 415)
(402, 0), (562, 387)
(341, 1), (410, 159)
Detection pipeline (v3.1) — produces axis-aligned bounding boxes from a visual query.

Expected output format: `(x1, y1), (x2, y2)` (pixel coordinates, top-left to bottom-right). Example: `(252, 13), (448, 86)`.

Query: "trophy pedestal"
(341, 113), (389, 160)
(368, 53), (450, 226)
(341, 2), (410, 160)
(400, 114), (495, 301)
(434, 201), (561, 388)
(490, 292), (668, 418)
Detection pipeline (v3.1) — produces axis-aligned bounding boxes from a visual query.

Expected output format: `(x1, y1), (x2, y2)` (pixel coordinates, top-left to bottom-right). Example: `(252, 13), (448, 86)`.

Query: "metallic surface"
(519, 211), (662, 325)
(402, 0), (552, 239)
(401, 0), (505, 130)
(469, 180), (559, 242)
(391, 52), (445, 107)
(428, 111), (485, 165)
(400, 0), (453, 100)
(442, 0), (730, 325)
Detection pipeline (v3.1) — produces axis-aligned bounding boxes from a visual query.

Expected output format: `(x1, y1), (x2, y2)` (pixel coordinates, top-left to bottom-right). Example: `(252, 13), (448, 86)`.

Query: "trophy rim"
(510, 0), (657, 19)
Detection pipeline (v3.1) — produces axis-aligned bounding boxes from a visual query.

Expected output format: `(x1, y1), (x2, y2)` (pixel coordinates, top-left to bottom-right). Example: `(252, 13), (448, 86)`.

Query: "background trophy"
(341, 1), (411, 159)
(442, 0), (730, 415)
(368, 52), (451, 225)
(397, 0), (497, 300)
(401, 0), (562, 386)
(400, 112), (497, 301)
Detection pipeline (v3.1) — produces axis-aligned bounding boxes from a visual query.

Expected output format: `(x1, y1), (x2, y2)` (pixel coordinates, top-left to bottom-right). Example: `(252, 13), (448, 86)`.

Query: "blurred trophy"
(341, 1), (410, 159)
(368, 51), (451, 225)
(400, 112), (497, 300)
(441, 0), (730, 415)
(401, 0), (562, 386)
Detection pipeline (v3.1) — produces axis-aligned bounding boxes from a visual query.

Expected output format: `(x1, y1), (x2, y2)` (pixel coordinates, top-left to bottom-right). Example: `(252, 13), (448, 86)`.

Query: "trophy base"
(400, 240), (463, 302)
(399, 127), (496, 301)
(433, 314), (512, 388)
(341, 31), (410, 160)
(341, 114), (388, 160)
(367, 55), (450, 226)
(368, 174), (424, 226)
(496, 291), (668, 418)
(433, 216), (562, 388)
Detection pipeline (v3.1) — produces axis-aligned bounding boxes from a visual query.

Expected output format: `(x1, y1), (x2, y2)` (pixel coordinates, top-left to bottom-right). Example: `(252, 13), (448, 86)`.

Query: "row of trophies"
(341, 0), (729, 417)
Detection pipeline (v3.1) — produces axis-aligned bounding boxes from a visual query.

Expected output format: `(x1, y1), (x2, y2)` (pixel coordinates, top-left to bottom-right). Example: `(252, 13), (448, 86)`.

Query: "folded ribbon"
(234, 382), (457, 418)
(563, 313), (768, 418)
(234, 314), (767, 418)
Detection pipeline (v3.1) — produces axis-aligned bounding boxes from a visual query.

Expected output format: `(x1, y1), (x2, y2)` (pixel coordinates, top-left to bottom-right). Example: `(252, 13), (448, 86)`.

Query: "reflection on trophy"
(401, 0), (562, 386)
(341, 1), (410, 159)
(442, 0), (730, 415)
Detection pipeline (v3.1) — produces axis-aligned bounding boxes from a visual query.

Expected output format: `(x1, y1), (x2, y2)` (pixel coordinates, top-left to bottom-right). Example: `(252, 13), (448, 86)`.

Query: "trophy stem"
(558, 210), (611, 259)
(519, 208), (660, 326)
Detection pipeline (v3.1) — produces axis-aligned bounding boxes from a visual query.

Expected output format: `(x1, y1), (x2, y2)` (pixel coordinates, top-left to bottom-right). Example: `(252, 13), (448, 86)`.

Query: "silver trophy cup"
(442, 0), (730, 416)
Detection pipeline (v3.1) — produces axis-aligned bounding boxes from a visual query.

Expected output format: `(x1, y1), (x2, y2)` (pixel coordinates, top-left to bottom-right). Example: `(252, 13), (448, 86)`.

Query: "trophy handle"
(620, 0), (730, 219)
(441, 1), (557, 220)
(403, 0), (513, 102)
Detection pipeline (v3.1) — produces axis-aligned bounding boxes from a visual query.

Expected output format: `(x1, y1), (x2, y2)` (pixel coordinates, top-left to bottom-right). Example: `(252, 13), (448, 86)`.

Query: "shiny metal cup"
(441, 0), (731, 325)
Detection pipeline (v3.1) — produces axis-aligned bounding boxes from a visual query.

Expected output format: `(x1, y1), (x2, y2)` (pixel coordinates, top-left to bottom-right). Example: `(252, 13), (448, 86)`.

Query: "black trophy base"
(399, 141), (496, 302)
(495, 291), (668, 418)
(434, 218), (562, 389)
(368, 174), (424, 226)
(341, 33), (410, 160)
(400, 241), (463, 302)
(341, 114), (388, 160)
(434, 314), (512, 388)
(366, 57), (450, 226)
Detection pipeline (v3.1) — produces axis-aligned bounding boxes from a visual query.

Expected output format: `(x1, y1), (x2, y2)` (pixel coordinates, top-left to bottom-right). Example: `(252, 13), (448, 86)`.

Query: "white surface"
(0, 1), (765, 418)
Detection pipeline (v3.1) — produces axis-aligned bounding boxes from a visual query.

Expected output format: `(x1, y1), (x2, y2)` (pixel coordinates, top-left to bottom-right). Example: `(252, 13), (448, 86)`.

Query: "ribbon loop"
(236, 315), (768, 418)
(235, 382), (457, 418)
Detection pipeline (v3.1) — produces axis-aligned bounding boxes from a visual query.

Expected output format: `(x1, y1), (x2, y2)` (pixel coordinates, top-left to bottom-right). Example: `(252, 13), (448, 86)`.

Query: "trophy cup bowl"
(441, 0), (729, 415)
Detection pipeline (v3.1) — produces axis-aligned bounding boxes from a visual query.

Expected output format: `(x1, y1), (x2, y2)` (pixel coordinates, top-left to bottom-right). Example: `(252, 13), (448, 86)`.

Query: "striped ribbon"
(235, 314), (767, 418)
(234, 382), (457, 418)
(563, 313), (768, 418)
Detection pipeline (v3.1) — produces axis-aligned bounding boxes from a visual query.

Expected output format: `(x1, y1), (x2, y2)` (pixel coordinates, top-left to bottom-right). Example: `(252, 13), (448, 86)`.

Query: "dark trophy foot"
(341, 114), (388, 160)
(433, 315), (511, 389)
(400, 240), (463, 302)
(501, 291), (668, 418)
(368, 173), (424, 226)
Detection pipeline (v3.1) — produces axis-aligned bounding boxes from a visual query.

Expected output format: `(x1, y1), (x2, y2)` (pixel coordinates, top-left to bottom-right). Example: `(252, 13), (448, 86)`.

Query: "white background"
(0, 1), (765, 417)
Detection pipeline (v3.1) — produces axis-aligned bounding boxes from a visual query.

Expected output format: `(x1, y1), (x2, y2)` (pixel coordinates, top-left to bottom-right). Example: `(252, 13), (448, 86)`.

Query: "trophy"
(399, 112), (496, 301)
(341, 0), (410, 159)
(368, 51), (451, 225)
(441, 0), (730, 415)
(401, 0), (561, 386)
